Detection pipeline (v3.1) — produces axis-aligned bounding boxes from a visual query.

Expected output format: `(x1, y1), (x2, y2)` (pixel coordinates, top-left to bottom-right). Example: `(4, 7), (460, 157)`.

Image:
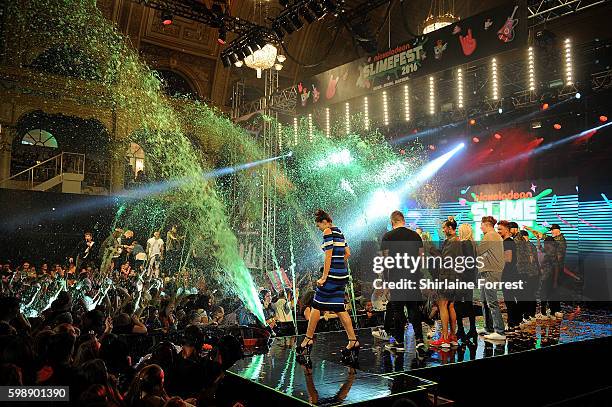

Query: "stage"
(225, 307), (612, 406)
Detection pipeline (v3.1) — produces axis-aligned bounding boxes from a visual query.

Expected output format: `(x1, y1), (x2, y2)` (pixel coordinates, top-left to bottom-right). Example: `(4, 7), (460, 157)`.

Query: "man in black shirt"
(379, 210), (425, 354)
(72, 231), (97, 270)
(498, 220), (521, 331)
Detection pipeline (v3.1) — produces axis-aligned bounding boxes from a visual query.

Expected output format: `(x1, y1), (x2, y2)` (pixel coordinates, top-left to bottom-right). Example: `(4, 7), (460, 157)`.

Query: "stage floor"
(227, 308), (612, 406)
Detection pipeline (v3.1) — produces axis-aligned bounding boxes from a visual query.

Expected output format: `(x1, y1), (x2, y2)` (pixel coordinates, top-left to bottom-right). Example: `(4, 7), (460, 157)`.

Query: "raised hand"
(459, 29), (477, 56)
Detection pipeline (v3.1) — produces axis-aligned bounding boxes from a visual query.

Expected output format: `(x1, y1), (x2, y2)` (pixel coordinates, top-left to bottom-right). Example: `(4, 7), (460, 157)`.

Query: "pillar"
(0, 125), (17, 182)
(109, 141), (128, 194)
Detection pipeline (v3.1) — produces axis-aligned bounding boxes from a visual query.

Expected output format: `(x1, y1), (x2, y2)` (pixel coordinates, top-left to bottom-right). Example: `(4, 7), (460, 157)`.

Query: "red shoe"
(430, 337), (450, 347)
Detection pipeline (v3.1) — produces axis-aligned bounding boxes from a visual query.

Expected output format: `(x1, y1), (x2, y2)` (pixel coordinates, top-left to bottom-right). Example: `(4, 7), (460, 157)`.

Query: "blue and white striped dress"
(312, 226), (349, 312)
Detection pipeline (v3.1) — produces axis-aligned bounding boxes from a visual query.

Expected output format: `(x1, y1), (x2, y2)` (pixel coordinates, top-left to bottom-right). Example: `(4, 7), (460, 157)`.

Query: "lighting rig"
(132, 0), (259, 43)
(220, 0), (339, 68)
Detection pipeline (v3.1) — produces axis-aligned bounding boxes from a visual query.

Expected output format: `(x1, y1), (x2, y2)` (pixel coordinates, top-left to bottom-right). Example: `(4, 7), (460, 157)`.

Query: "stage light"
(221, 54), (232, 68)
(364, 97), (370, 130)
(498, 107), (503, 114)
(308, 2), (326, 18)
(429, 144), (436, 150)
(277, 123), (283, 151)
(429, 76), (436, 115)
(600, 115), (608, 123)
(293, 117), (298, 145)
(254, 35), (267, 50)
(277, 54), (286, 63)
(272, 22), (286, 38)
(308, 113), (313, 142)
(161, 12), (173, 25)
(274, 63), (283, 71)
(217, 27), (227, 45)
(554, 123), (562, 130)
(325, 107), (331, 137)
(234, 60), (243, 67)
(528, 46), (536, 91)
(472, 137), (480, 143)
(469, 118), (476, 125)
(383, 91), (390, 125)
(494, 133), (502, 140)
(564, 38), (573, 86)
(457, 68), (464, 109)
(228, 52), (240, 65)
(575, 92), (581, 99)
(403, 85), (410, 121)
(301, 7), (317, 23)
(542, 103), (549, 110)
(491, 58), (499, 100)
(289, 12), (303, 31)
(235, 47), (247, 61)
(321, 0), (338, 12)
(345, 102), (350, 134)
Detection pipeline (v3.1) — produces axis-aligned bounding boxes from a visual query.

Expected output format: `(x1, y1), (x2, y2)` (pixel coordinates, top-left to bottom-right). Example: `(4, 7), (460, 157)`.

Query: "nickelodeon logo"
(473, 190), (533, 201)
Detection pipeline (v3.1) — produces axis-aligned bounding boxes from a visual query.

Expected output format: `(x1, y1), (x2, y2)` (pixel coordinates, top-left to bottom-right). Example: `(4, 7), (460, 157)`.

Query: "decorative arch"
(154, 66), (202, 99)
(11, 110), (111, 185)
(28, 45), (103, 81)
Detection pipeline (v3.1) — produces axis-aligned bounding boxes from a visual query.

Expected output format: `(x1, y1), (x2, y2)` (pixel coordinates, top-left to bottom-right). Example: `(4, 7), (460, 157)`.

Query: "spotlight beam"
(456, 122), (612, 183)
(343, 142), (465, 236)
(1, 152), (293, 230)
(392, 98), (573, 147)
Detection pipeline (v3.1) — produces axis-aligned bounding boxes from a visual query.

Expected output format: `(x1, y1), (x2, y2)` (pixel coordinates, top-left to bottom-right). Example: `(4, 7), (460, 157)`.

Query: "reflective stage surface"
(227, 309), (611, 406)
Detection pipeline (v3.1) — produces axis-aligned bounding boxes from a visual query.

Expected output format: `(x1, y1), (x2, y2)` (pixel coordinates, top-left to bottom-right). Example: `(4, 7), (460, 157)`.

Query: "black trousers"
(455, 299), (476, 335)
(384, 300), (423, 344)
(541, 275), (561, 314)
(502, 270), (522, 328)
(519, 275), (539, 319)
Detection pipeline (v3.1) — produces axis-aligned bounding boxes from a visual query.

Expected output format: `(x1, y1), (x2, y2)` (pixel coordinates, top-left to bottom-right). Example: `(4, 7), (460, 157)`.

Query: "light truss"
(132, 0), (261, 34)
(527, 0), (610, 26)
(591, 69), (612, 90)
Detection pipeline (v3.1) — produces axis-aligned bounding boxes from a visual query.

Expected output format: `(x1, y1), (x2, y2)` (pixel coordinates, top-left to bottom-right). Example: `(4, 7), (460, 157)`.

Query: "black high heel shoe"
(340, 338), (360, 365)
(296, 336), (314, 365)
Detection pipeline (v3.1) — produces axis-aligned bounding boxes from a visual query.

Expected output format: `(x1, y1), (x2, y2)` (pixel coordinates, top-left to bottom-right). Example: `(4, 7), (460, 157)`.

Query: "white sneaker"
(372, 328), (391, 341)
(484, 332), (507, 341)
(554, 312), (564, 319)
(477, 327), (490, 335)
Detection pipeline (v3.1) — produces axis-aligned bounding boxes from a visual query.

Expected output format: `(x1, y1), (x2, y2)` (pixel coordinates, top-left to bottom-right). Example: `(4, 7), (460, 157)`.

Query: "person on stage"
(380, 211), (426, 354)
(477, 216), (506, 341)
(71, 231), (97, 270)
(456, 223), (478, 343)
(430, 217), (460, 348)
(296, 209), (359, 365)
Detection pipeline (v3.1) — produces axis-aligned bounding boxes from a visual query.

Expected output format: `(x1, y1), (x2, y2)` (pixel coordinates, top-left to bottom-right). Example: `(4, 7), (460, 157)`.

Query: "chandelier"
(244, 44), (280, 78)
(422, 0), (458, 34)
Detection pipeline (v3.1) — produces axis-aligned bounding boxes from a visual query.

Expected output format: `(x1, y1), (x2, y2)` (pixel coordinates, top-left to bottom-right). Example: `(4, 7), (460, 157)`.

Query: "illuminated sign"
(458, 185), (553, 240)
(470, 198), (538, 239)
(363, 41), (427, 83)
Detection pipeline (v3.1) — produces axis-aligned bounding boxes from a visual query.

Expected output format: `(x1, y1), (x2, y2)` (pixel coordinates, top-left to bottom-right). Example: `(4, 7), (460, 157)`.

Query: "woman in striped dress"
(296, 209), (360, 364)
